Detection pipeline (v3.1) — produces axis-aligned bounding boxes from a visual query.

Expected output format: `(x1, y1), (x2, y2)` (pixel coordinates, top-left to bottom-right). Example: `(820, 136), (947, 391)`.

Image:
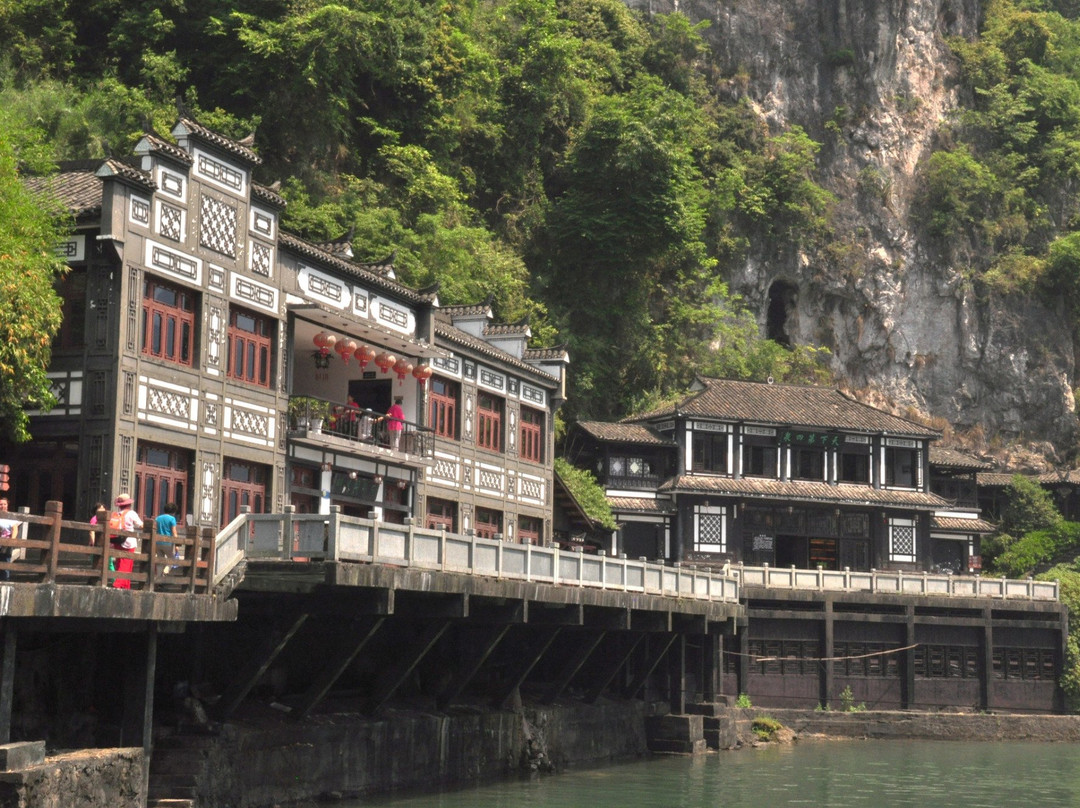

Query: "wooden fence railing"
(0, 501), (216, 593)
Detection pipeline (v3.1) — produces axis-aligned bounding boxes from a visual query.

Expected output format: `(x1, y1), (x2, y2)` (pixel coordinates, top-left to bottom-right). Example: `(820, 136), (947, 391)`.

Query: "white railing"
(228, 509), (740, 602)
(734, 563), (1059, 601)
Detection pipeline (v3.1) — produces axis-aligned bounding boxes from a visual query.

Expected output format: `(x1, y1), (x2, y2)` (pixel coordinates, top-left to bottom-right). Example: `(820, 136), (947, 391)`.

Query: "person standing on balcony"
(155, 502), (180, 574)
(384, 396), (405, 450)
(109, 493), (143, 589)
(0, 497), (19, 581)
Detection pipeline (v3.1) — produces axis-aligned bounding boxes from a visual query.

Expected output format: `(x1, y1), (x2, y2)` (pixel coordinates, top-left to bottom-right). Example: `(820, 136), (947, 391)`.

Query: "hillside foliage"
(0, 0), (833, 428)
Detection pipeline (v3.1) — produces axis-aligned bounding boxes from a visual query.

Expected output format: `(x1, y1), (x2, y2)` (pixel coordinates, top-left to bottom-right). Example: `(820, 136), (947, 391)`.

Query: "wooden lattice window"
(142, 276), (195, 366)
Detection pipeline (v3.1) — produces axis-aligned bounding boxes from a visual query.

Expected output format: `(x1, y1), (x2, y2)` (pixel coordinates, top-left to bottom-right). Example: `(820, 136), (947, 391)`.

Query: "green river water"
(359, 739), (1080, 807)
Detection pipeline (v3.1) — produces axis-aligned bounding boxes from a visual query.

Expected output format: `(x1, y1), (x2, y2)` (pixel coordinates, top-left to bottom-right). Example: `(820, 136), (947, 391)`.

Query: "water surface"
(361, 740), (1080, 807)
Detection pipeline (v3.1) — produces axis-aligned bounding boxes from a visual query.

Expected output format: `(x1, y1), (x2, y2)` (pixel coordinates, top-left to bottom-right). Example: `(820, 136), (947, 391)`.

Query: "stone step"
(647, 738), (707, 755)
(147, 800), (195, 808)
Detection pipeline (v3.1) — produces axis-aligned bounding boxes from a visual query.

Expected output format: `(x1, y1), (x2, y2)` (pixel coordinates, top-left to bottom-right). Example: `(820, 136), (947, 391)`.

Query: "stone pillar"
(820, 599), (834, 708)
(981, 606), (993, 711)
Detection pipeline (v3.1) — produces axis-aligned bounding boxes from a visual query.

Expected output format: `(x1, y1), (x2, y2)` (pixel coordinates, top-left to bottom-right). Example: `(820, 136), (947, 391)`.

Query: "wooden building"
(567, 377), (991, 573)
(10, 117), (566, 544)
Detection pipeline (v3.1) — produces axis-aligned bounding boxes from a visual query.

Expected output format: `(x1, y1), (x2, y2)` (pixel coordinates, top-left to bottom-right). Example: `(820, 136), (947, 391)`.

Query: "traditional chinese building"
(567, 377), (974, 572)
(9, 117), (566, 542)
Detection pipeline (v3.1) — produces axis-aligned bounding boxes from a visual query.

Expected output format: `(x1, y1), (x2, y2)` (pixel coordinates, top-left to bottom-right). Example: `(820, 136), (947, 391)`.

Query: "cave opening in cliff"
(766, 281), (797, 348)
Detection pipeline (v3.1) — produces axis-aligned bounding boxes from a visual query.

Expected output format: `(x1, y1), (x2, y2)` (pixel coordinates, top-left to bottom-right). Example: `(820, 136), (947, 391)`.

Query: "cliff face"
(633, 0), (1078, 453)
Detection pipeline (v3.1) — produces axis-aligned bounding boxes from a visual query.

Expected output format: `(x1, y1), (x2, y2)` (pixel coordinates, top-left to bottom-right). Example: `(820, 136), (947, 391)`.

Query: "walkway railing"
(216, 509), (740, 602)
(734, 563), (1059, 601)
(0, 501), (215, 593)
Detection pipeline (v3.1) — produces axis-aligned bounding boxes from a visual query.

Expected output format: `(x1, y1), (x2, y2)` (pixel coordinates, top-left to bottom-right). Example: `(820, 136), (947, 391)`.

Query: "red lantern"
(374, 351), (395, 373)
(412, 364), (433, 389)
(335, 338), (358, 364)
(355, 345), (376, 369)
(393, 357), (414, 385)
(313, 331), (337, 357)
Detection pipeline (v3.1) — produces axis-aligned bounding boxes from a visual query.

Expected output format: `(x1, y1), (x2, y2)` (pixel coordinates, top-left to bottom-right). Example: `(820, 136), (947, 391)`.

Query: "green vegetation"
(931, 0), (1080, 308)
(0, 0), (833, 428)
(838, 685), (865, 712)
(553, 458), (616, 530)
(0, 111), (68, 442)
(734, 692), (752, 708)
(751, 715), (782, 740)
(983, 475), (1063, 570)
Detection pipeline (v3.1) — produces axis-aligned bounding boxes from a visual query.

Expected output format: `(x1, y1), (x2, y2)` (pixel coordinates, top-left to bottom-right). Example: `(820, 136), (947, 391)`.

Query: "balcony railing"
(734, 563), (1058, 601)
(288, 396), (434, 458)
(0, 502), (215, 593)
(217, 508), (740, 601)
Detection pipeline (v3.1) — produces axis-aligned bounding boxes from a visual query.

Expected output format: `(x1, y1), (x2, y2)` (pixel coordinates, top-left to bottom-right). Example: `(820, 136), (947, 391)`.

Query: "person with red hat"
(109, 493), (143, 589)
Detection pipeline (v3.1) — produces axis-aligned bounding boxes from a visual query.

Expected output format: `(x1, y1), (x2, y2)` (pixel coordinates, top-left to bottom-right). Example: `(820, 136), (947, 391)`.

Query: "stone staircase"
(147, 732), (216, 807)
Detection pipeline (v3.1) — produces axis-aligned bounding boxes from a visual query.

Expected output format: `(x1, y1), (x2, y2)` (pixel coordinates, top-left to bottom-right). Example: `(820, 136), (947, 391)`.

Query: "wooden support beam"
(626, 633), (678, 700)
(365, 620), (451, 713)
(668, 634), (686, 714)
(584, 633), (644, 704)
(291, 617), (385, 720)
(902, 605), (916, 709)
(217, 612), (309, 720)
(820, 600), (834, 709)
(437, 624), (511, 709)
(0, 627), (15, 744)
(542, 630), (606, 704)
(121, 627), (156, 751)
(494, 627), (561, 710)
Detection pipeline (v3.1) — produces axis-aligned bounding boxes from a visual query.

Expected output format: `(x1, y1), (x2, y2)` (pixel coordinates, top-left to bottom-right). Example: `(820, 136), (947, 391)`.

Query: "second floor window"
(745, 443), (777, 477)
(429, 377), (459, 439)
(477, 392), (503, 452)
(793, 448), (825, 481)
(520, 407), (544, 463)
(692, 433), (728, 473)
(227, 307), (272, 387)
(886, 446), (918, 488)
(839, 450), (870, 484)
(142, 277), (195, 366)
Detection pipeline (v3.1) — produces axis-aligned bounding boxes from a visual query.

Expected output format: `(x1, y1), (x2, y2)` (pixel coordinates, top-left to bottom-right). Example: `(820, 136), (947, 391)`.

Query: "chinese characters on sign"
(779, 431), (841, 448)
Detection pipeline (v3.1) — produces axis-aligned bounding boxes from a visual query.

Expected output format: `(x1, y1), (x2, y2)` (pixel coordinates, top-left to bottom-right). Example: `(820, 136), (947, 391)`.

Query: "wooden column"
(902, 605), (916, 709)
(0, 626), (15, 744)
(121, 626), (157, 752)
(703, 632), (722, 702)
(669, 634), (686, 714)
(981, 606), (993, 711)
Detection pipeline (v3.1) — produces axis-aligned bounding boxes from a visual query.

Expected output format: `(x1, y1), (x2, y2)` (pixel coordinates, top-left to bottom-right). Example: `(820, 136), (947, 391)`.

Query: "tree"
(0, 112), (68, 441)
(1001, 474), (1061, 537)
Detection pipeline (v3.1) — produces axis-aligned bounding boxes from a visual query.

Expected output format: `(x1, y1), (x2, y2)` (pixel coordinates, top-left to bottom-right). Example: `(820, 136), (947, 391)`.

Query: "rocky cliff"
(630, 0), (1078, 459)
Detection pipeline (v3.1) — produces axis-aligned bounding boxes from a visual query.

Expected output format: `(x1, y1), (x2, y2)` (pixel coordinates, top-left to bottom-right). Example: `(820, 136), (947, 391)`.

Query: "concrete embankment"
(735, 708), (1080, 744)
(162, 698), (656, 807)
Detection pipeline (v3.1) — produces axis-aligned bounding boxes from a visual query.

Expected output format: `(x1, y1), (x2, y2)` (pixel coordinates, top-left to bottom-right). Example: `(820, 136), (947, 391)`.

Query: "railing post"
(405, 517), (415, 565)
(44, 500), (63, 584)
(283, 505), (296, 560)
(598, 549), (606, 588)
(328, 505), (342, 560)
(440, 527), (448, 572)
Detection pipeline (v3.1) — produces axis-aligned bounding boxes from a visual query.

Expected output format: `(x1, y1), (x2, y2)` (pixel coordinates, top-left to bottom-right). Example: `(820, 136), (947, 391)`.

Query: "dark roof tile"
(629, 377), (940, 438)
(575, 421), (675, 446)
(656, 474), (948, 510)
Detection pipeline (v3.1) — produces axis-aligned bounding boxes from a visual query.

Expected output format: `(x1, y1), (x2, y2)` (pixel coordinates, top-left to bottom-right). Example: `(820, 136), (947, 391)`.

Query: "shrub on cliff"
(991, 522), (1080, 578)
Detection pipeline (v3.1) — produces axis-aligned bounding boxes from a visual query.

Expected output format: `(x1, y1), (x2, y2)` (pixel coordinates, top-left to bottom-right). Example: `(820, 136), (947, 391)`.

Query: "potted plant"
(288, 396), (330, 433)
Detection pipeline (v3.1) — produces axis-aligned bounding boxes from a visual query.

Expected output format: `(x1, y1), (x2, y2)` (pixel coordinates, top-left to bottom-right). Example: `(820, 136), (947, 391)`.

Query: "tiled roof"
(932, 515), (996, 533)
(1039, 469), (1080, 485)
(575, 421), (675, 446)
(139, 132), (193, 166)
(96, 158), (155, 191)
(977, 472), (1025, 487)
(251, 183), (286, 209)
(607, 496), (675, 513)
(25, 166), (104, 217)
(656, 474), (949, 510)
(173, 117), (261, 165)
(440, 302), (491, 318)
(930, 446), (993, 471)
(279, 231), (437, 305)
(434, 316), (559, 386)
(524, 346), (569, 363)
(628, 377), (940, 438)
(484, 322), (530, 337)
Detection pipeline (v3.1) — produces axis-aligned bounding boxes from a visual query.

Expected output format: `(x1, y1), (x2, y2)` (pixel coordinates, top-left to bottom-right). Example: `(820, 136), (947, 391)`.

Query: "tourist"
(88, 502), (106, 546)
(109, 493), (143, 589)
(0, 497), (19, 581)
(383, 396), (405, 450)
(155, 502), (180, 574)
